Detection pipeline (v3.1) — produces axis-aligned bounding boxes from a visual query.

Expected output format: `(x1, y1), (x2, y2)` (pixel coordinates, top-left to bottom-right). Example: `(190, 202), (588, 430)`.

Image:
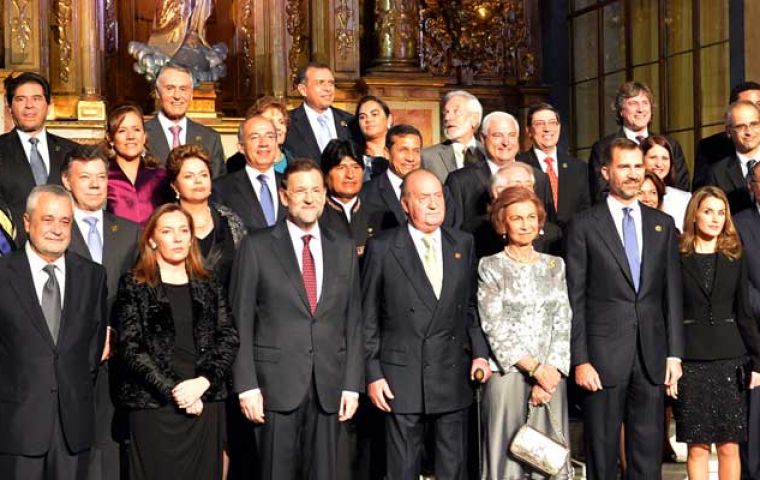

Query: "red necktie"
(302, 235), (318, 315)
(169, 125), (182, 149)
(545, 157), (559, 210)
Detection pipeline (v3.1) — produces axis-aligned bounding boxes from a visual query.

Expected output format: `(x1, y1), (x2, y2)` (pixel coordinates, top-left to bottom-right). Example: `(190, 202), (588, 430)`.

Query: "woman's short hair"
(640, 135), (676, 187)
(166, 144), (212, 184)
(679, 186), (742, 260)
(489, 186), (546, 238)
(131, 204), (209, 286)
(641, 170), (665, 209)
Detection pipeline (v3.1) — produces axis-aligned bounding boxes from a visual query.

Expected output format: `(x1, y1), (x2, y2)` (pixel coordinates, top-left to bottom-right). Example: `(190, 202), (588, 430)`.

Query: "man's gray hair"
(725, 99), (760, 128)
(490, 162), (535, 192)
(26, 185), (73, 215)
(155, 64), (193, 88)
(237, 115), (277, 143)
(444, 90), (483, 127)
(481, 111), (520, 137)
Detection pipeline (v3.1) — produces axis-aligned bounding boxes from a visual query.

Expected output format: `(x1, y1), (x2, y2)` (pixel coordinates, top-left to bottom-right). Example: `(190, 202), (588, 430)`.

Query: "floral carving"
(239, 0), (255, 91)
(54, 0), (73, 84)
(286, 0), (307, 88)
(335, 0), (355, 59)
(10, 0), (32, 53)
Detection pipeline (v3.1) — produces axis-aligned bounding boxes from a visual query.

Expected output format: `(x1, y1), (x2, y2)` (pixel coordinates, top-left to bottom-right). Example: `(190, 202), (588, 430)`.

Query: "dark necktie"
(622, 207), (640, 292)
(29, 137), (47, 185)
(464, 146), (480, 166)
(41, 264), (61, 343)
(257, 174), (276, 226)
(635, 135), (646, 145)
(302, 234), (317, 315)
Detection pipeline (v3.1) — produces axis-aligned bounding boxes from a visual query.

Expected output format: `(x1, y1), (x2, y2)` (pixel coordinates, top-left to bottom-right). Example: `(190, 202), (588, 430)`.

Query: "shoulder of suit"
(47, 131), (78, 148)
(187, 118), (221, 138)
(106, 212), (141, 234)
(441, 225), (473, 245)
(66, 250), (106, 275)
(331, 107), (354, 119)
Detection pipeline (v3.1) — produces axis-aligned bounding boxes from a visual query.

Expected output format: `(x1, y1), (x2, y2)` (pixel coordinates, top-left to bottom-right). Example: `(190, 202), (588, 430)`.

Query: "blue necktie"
(257, 174), (276, 226)
(622, 207), (641, 292)
(316, 114), (331, 152)
(83, 216), (103, 264)
(29, 137), (47, 185)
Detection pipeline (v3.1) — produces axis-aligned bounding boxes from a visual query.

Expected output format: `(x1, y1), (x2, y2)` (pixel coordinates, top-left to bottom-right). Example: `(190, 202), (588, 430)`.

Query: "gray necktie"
(41, 264), (61, 343)
(29, 137), (48, 185)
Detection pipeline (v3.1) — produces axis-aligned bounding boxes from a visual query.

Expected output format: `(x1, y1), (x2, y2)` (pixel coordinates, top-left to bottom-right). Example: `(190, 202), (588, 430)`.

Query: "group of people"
(0, 60), (760, 480)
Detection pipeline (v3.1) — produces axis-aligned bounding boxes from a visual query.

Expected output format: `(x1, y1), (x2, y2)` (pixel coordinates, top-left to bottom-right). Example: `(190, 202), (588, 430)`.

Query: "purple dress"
(107, 162), (170, 226)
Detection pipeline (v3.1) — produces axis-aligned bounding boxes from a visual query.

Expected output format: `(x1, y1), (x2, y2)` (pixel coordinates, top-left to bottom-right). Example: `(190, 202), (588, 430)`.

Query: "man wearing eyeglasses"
(213, 115), (287, 231)
(705, 100), (760, 214)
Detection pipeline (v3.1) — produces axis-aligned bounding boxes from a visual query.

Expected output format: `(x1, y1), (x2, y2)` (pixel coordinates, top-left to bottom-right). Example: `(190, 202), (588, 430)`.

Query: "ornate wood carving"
(334, 0), (355, 60)
(9, 0), (32, 54)
(104, 0), (117, 55)
(372, 0), (420, 71)
(53, 0), (73, 84)
(286, 0), (308, 88)
(238, 0), (255, 91)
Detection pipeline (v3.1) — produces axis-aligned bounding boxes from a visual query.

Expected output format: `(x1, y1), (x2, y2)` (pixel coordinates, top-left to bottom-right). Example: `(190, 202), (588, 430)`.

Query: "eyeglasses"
(730, 121), (760, 133)
(531, 120), (560, 129)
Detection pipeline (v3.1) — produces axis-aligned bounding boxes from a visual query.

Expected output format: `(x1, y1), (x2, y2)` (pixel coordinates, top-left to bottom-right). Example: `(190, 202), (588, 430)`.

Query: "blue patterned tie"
(257, 174), (276, 226)
(83, 216), (103, 264)
(622, 207), (641, 292)
(29, 137), (47, 185)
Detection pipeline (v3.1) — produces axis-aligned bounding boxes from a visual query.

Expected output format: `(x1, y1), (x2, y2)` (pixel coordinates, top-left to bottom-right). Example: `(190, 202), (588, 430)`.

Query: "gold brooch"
(194, 136), (203, 142)
(111, 224), (119, 233)
(340, 120), (348, 127)
(454, 252), (462, 260)
(655, 225), (662, 232)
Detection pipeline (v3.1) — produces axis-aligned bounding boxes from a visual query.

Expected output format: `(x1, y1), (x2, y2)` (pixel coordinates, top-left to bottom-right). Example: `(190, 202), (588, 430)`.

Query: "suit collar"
(592, 204), (636, 290)
(392, 226), (438, 312)
(377, 173), (406, 224)
(290, 105), (322, 158)
(271, 222), (312, 315)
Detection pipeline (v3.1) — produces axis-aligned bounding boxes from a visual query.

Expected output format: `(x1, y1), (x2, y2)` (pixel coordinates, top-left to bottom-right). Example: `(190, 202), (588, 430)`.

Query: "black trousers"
(385, 407), (469, 480)
(88, 362), (123, 480)
(0, 404), (88, 480)
(584, 347), (664, 480)
(254, 379), (338, 480)
(741, 386), (760, 479)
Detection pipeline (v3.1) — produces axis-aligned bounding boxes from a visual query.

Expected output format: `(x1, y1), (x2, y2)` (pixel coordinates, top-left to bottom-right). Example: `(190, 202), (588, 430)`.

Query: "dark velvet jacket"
(114, 273), (239, 409)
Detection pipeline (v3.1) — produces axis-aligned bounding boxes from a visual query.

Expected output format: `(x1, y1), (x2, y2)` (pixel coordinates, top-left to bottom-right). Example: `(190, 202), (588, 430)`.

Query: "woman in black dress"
(676, 186), (760, 480)
(114, 204), (239, 480)
(166, 144), (245, 288)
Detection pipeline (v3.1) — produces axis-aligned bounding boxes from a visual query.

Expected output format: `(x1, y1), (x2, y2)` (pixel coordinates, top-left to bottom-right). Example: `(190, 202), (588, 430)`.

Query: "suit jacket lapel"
(557, 152), (572, 213)
(57, 253), (78, 346)
(475, 161), (491, 190)
(69, 222), (92, 261)
(439, 143), (457, 174)
(234, 171), (267, 226)
(292, 106), (321, 159)
(146, 118), (170, 162)
(728, 154), (746, 190)
(270, 223), (312, 315)
(639, 207), (660, 294)
(8, 131), (35, 186)
(332, 108), (350, 140)
(681, 253), (710, 299)
(314, 228), (336, 318)
(422, 229), (458, 336)
(9, 252), (56, 348)
(392, 228), (437, 312)
(46, 133), (64, 182)
(378, 174), (406, 224)
(595, 205), (636, 290)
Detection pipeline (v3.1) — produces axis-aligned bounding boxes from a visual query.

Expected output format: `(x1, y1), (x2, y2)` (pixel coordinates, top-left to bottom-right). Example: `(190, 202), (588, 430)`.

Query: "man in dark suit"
(706, 100), (760, 215)
(231, 159), (363, 479)
(566, 138), (683, 479)
(362, 168), (490, 479)
(588, 81), (690, 201)
(0, 185), (107, 479)
(282, 62), (356, 164)
(517, 102), (590, 227)
(446, 111), (556, 256)
(0, 72), (78, 246)
(61, 145), (140, 480)
(213, 115), (287, 231)
(144, 64), (226, 178)
(734, 160), (760, 480)
(421, 90), (486, 184)
(360, 124), (423, 232)
(694, 81), (760, 189)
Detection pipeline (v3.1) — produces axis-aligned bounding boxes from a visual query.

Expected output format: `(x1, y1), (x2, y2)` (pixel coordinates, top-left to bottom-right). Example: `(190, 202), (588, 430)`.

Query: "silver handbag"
(509, 403), (571, 477)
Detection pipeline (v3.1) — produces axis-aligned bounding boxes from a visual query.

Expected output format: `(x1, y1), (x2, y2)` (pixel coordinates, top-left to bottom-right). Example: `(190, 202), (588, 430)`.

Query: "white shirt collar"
(606, 194), (641, 215)
(486, 159), (503, 176)
(623, 126), (649, 142)
(303, 102), (334, 123)
(407, 223), (442, 246)
(386, 169), (404, 199)
(25, 241), (66, 274)
(286, 218), (321, 241)
(157, 112), (188, 145)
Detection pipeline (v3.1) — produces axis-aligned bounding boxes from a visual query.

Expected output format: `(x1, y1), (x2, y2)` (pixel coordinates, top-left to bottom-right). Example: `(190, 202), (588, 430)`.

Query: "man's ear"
(601, 165), (610, 182)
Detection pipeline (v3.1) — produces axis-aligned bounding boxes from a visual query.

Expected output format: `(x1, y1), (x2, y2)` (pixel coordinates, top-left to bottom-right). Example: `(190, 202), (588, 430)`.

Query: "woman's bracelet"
(528, 361), (542, 377)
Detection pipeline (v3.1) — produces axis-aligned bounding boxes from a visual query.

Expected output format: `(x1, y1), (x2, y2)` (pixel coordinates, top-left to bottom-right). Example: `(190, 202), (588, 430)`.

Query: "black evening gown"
(128, 283), (224, 480)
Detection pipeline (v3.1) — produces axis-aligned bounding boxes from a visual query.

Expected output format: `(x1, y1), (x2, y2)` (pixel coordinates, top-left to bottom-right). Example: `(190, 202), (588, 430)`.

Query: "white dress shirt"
(623, 126), (649, 143)
(245, 164), (279, 218)
(533, 147), (559, 174)
(17, 129), (51, 174)
(26, 242), (65, 308)
(157, 112), (188, 147)
(407, 224), (443, 277)
(386, 169), (404, 201)
(606, 195), (643, 259)
(331, 196), (358, 222)
(303, 103), (337, 141)
(486, 159), (501, 177)
(661, 187), (691, 232)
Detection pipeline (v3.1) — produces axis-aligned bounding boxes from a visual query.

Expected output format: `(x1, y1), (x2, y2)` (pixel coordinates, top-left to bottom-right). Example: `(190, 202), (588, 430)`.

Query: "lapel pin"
(454, 252), (462, 260)
(367, 227), (374, 234)
(111, 224), (119, 233)
(562, 163), (567, 168)
(340, 120), (348, 127)
(54, 145), (61, 152)
(195, 135), (203, 142)
(655, 225), (662, 232)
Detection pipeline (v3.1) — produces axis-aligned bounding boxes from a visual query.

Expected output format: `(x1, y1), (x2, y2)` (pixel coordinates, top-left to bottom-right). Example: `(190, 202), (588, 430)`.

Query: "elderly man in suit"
(231, 159), (363, 479)
(421, 90), (486, 184)
(362, 168), (490, 480)
(144, 64), (226, 178)
(705, 100), (760, 215)
(213, 115), (287, 231)
(0, 72), (78, 246)
(60, 145), (140, 480)
(0, 185), (107, 479)
(734, 160), (760, 480)
(446, 111), (555, 255)
(566, 138), (683, 479)
(694, 81), (760, 189)
(517, 102), (590, 228)
(282, 62), (356, 163)
(588, 81), (690, 201)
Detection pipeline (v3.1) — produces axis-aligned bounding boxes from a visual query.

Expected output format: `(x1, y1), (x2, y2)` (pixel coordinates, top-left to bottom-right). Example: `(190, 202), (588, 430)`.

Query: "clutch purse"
(509, 403), (571, 477)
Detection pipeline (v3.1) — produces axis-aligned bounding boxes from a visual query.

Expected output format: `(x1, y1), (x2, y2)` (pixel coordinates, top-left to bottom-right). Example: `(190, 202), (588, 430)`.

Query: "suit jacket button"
(410, 307), (415, 312)
(308, 349), (313, 354)
(424, 364), (430, 369)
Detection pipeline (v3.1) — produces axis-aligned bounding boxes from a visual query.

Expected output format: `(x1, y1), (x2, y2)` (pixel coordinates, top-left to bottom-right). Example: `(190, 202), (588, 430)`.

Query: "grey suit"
(68, 211), (139, 480)
(421, 140), (486, 184)
(145, 116), (226, 179)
